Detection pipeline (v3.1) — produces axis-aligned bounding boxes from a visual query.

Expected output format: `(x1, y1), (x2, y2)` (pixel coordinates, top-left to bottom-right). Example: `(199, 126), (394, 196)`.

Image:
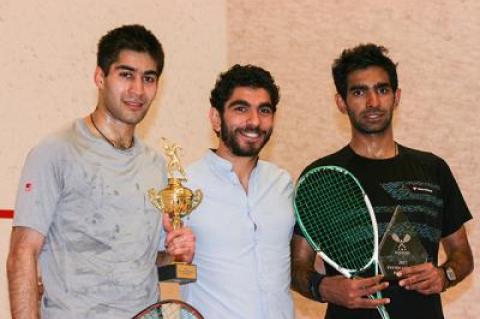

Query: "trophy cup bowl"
(149, 178), (202, 230)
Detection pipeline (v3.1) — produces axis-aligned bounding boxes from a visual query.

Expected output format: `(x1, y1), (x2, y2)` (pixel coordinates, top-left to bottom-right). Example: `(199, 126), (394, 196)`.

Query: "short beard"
(347, 107), (393, 134)
(220, 120), (272, 157)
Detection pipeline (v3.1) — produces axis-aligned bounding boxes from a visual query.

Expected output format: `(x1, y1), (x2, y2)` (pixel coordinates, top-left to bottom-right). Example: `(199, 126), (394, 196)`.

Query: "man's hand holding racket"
(319, 275), (390, 309)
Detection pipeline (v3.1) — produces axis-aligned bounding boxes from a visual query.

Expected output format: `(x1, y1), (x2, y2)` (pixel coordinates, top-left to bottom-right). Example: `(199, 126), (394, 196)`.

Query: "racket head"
(132, 299), (204, 319)
(294, 165), (379, 276)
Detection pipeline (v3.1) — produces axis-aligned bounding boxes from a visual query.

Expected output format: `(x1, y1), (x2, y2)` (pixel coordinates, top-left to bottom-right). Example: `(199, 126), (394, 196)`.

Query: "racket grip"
(377, 304), (390, 319)
(368, 294), (391, 319)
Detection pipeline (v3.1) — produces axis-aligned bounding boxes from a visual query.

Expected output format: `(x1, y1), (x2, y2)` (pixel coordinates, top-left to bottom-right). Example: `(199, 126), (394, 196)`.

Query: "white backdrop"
(1, 1), (478, 318)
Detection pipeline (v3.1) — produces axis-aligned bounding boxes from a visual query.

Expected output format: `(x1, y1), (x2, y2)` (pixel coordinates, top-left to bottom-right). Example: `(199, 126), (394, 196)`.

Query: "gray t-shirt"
(14, 119), (167, 318)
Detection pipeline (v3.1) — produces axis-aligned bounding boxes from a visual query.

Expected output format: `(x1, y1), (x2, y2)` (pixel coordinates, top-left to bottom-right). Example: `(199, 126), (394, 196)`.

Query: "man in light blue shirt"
(182, 65), (295, 319)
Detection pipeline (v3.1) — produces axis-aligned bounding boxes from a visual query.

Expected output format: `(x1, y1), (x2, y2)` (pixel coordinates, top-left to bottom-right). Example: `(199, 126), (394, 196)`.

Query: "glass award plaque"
(379, 206), (428, 280)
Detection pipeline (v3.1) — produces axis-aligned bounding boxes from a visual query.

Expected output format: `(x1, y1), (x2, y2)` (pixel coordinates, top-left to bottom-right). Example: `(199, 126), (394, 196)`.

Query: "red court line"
(0, 209), (14, 219)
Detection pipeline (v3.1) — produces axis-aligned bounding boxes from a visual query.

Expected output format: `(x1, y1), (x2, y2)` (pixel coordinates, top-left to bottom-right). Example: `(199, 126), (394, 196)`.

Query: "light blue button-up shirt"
(181, 150), (295, 319)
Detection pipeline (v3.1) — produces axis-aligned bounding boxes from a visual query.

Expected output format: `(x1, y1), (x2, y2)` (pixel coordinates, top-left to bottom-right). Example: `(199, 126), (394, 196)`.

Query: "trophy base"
(158, 263), (197, 285)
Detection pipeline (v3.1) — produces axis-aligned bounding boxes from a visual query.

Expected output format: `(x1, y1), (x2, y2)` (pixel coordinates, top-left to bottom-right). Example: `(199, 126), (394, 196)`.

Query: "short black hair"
(97, 24), (164, 76)
(332, 44), (398, 99)
(210, 64), (280, 113)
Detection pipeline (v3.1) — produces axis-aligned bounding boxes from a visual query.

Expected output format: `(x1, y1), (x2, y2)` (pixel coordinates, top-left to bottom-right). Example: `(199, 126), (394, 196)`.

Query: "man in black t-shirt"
(291, 44), (474, 319)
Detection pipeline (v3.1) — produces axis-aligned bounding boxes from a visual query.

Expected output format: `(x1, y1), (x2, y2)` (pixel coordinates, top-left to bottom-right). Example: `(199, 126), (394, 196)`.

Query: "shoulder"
(256, 161), (293, 195)
(399, 144), (449, 170)
(26, 122), (77, 161)
(400, 145), (441, 161)
(186, 154), (210, 176)
(139, 141), (166, 168)
(184, 153), (220, 192)
(397, 145), (459, 188)
(257, 160), (292, 183)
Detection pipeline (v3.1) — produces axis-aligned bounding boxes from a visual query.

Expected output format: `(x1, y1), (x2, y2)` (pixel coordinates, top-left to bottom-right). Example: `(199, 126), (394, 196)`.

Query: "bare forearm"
(291, 263), (316, 297)
(7, 250), (40, 319)
(291, 235), (317, 298)
(442, 227), (474, 288)
(443, 247), (474, 287)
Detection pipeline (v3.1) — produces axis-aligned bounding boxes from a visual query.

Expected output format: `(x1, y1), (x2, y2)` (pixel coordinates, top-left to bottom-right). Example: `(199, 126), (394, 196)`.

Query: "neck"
(215, 145), (258, 192)
(350, 131), (397, 159)
(87, 108), (135, 150)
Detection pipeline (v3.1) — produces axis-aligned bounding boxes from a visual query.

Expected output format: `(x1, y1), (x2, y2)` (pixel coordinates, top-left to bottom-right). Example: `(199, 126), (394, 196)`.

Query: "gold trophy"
(148, 138), (202, 284)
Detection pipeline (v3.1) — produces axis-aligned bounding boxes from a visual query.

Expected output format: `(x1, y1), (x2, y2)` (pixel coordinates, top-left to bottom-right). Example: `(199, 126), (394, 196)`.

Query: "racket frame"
(132, 299), (204, 319)
(294, 165), (380, 278)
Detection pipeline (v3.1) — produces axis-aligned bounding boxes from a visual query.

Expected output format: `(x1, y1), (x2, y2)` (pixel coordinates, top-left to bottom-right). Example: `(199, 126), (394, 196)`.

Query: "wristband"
(308, 272), (326, 303)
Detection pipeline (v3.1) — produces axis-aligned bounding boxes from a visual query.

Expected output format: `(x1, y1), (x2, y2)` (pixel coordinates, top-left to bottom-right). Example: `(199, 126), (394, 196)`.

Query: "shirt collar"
(205, 149), (235, 173)
(204, 149), (262, 189)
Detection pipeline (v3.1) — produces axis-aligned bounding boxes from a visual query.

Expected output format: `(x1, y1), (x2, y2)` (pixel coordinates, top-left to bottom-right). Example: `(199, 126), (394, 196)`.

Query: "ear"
(394, 88), (401, 109)
(209, 107), (221, 135)
(94, 66), (106, 89)
(335, 94), (348, 114)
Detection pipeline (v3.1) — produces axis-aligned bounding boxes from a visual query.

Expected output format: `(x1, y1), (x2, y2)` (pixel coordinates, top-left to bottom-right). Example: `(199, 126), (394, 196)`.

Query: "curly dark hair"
(210, 64), (280, 114)
(332, 44), (398, 100)
(97, 24), (164, 76)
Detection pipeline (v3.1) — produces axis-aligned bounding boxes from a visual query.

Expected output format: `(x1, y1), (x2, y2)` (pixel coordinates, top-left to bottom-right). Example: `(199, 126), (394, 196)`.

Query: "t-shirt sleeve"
(14, 141), (62, 236)
(438, 159), (472, 237)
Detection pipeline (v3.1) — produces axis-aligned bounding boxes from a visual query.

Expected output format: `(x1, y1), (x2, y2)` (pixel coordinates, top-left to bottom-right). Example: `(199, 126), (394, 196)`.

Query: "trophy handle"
(191, 189), (203, 211)
(148, 189), (165, 211)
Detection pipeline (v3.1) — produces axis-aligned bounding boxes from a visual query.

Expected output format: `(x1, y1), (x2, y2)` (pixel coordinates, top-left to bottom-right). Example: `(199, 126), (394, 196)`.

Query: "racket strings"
(134, 303), (200, 319)
(295, 169), (375, 271)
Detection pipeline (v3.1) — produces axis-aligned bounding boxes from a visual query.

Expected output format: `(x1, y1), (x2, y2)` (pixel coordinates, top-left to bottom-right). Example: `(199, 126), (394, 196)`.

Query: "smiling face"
(211, 86), (275, 158)
(336, 66), (401, 135)
(95, 49), (159, 126)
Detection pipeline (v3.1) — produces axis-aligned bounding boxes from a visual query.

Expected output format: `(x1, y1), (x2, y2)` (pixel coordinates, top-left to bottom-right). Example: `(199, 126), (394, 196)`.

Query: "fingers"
(361, 277), (389, 298)
(164, 227), (196, 263)
(397, 263), (444, 294)
(357, 295), (390, 309)
(323, 275), (390, 309)
(396, 263), (429, 277)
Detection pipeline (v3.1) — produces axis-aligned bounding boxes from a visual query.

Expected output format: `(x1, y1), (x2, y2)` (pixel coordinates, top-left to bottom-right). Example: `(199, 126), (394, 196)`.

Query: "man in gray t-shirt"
(7, 25), (195, 319)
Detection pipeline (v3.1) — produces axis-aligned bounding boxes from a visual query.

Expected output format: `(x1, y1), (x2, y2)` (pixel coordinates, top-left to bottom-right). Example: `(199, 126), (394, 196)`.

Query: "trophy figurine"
(148, 138), (202, 284)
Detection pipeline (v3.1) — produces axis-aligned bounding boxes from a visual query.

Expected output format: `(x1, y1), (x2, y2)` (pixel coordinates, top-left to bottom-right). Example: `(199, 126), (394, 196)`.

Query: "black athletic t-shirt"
(294, 144), (472, 319)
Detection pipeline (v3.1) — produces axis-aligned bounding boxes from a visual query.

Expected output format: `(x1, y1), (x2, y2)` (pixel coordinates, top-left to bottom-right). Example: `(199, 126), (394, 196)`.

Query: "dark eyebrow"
(114, 65), (159, 77)
(349, 82), (392, 92)
(349, 84), (368, 92)
(374, 82), (391, 89)
(144, 70), (159, 77)
(258, 102), (274, 109)
(115, 65), (136, 72)
(226, 99), (250, 108)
